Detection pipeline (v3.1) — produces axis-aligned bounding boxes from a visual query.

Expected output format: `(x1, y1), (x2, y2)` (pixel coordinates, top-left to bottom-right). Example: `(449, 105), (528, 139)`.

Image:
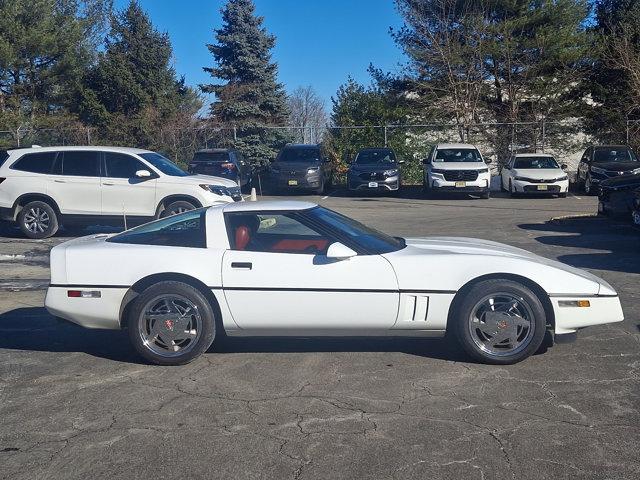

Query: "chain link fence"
(1, 119), (616, 185)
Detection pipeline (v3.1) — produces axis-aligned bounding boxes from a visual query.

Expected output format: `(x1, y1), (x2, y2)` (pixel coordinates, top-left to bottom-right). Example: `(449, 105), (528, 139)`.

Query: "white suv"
(0, 146), (241, 239)
(423, 143), (492, 199)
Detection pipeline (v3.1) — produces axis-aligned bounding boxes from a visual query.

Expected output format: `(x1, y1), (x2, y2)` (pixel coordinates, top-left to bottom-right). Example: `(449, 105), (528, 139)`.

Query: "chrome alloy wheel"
(467, 292), (535, 357)
(23, 207), (50, 234)
(169, 206), (189, 215)
(138, 295), (202, 357)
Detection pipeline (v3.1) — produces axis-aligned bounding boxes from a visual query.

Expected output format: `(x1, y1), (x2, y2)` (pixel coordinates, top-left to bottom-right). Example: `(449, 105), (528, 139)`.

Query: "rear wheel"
(127, 281), (216, 365)
(160, 200), (196, 218)
(18, 201), (59, 239)
(452, 279), (547, 364)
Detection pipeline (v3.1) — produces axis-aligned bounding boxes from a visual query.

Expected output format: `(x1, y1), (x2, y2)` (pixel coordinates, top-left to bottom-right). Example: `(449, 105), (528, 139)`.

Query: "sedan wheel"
(128, 282), (216, 365)
(453, 279), (546, 364)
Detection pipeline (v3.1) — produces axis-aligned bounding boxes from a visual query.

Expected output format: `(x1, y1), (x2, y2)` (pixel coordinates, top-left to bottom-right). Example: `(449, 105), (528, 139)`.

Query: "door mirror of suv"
(326, 242), (357, 260)
(135, 169), (152, 178)
(422, 158), (431, 164)
(485, 158), (492, 164)
(561, 164), (568, 170)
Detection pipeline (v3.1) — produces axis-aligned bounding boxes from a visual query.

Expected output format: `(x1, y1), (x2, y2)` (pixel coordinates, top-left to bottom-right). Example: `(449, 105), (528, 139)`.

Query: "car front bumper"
(45, 286), (126, 330)
(348, 176), (399, 191)
(551, 294), (624, 335)
(270, 174), (322, 191)
(512, 179), (569, 194)
(428, 175), (490, 193)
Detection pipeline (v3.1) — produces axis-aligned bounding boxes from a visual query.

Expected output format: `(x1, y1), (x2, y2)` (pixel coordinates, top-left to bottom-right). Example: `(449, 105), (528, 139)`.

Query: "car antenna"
(122, 203), (127, 230)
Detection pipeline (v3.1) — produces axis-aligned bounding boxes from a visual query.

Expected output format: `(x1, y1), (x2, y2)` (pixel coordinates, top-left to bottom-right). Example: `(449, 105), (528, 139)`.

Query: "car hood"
(400, 236), (612, 292)
(160, 174), (238, 187)
(429, 162), (487, 170)
(600, 172), (640, 189)
(512, 168), (566, 179)
(591, 161), (640, 172)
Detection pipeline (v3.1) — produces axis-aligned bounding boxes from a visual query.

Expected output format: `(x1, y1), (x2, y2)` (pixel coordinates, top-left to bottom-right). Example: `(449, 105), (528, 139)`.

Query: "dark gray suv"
(347, 148), (403, 193)
(269, 144), (333, 194)
(188, 149), (253, 191)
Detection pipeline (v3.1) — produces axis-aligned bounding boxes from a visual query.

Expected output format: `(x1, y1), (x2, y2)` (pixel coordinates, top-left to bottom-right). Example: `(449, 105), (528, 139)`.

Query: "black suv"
(347, 148), (403, 193)
(188, 149), (253, 191)
(577, 145), (640, 194)
(269, 144), (333, 194)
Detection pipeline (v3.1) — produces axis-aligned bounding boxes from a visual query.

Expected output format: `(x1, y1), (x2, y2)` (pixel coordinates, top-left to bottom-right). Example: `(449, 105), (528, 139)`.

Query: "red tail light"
(67, 290), (82, 297)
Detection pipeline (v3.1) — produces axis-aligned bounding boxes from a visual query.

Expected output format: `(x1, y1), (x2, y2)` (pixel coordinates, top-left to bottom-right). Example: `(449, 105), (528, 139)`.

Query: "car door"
(48, 151), (101, 215)
(221, 211), (399, 332)
(101, 152), (158, 217)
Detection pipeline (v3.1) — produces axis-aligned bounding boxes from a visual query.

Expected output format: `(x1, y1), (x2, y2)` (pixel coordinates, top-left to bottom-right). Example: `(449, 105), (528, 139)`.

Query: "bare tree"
(287, 86), (328, 144)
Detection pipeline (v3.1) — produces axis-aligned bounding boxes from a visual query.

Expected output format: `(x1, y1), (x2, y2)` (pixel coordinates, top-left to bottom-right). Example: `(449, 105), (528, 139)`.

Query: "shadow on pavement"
(519, 216), (640, 274)
(0, 307), (473, 363)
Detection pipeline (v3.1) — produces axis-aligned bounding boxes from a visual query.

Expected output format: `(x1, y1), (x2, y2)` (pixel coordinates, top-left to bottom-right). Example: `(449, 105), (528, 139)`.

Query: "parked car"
(0, 146), (241, 239)
(268, 144), (332, 194)
(423, 143), (491, 199)
(500, 153), (569, 197)
(45, 200), (623, 366)
(598, 173), (640, 218)
(188, 148), (253, 192)
(347, 147), (403, 193)
(576, 145), (640, 194)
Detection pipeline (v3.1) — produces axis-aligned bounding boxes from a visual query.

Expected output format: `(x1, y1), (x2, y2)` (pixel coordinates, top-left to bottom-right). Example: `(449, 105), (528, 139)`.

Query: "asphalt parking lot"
(1, 188), (639, 479)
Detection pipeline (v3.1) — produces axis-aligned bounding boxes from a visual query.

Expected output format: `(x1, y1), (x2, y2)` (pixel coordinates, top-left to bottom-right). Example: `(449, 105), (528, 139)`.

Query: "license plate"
(288, 180), (298, 186)
(537, 185), (548, 190)
(455, 181), (466, 188)
(368, 182), (378, 188)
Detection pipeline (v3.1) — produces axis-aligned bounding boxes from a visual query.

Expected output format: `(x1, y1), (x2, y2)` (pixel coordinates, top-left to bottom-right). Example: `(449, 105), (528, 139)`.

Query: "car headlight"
(591, 166), (606, 175)
(307, 167), (320, 174)
(632, 167), (640, 175)
(383, 169), (398, 177)
(478, 168), (489, 174)
(430, 168), (446, 174)
(514, 176), (527, 181)
(201, 184), (231, 196)
(557, 175), (568, 181)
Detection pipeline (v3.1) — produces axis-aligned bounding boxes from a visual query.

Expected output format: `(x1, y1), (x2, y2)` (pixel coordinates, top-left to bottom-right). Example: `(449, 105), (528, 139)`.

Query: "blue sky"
(114, 0), (406, 109)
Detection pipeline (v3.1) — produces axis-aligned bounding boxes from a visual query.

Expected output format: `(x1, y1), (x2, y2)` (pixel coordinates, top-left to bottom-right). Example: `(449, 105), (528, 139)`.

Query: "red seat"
(235, 226), (251, 250)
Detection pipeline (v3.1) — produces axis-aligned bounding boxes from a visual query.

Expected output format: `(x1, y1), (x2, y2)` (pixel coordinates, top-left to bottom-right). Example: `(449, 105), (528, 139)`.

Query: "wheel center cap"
(497, 319), (509, 330)
(164, 319), (175, 331)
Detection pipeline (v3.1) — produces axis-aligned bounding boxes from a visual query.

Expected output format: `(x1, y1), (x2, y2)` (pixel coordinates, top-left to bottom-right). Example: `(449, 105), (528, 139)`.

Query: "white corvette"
(45, 201), (624, 365)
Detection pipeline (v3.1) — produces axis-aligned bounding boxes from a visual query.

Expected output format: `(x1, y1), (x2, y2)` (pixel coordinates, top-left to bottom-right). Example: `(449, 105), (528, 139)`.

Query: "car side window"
(226, 212), (332, 254)
(104, 152), (147, 178)
(10, 151), (57, 174)
(107, 209), (206, 248)
(59, 151), (100, 177)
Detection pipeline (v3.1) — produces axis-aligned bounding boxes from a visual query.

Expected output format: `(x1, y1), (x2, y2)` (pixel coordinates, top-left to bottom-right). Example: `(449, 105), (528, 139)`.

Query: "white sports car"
(45, 201), (624, 365)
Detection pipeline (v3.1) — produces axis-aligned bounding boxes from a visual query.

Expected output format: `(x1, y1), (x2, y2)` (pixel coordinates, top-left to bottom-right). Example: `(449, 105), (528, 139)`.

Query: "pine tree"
(201, 0), (289, 164)
(78, 0), (200, 149)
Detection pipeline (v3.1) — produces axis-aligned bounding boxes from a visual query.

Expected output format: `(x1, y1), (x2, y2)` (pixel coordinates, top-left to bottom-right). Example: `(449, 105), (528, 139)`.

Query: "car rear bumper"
(551, 294), (624, 335)
(45, 286), (126, 330)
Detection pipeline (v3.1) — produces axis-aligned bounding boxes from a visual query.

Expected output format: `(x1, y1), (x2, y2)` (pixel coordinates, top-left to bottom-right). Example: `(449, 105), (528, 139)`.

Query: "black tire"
(160, 200), (196, 218)
(480, 191), (490, 199)
(452, 279), (547, 365)
(509, 180), (516, 197)
(558, 192), (567, 198)
(127, 281), (216, 366)
(315, 179), (325, 195)
(17, 200), (59, 239)
(583, 174), (594, 195)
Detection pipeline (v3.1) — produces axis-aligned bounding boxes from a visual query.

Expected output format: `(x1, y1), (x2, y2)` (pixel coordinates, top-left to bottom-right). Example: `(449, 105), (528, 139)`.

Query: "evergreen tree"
(201, 0), (289, 164)
(0, 0), (110, 144)
(586, 0), (640, 145)
(78, 0), (200, 150)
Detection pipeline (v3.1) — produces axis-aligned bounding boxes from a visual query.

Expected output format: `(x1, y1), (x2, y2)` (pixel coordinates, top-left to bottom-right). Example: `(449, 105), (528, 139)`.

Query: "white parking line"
(321, 195), (329, 200)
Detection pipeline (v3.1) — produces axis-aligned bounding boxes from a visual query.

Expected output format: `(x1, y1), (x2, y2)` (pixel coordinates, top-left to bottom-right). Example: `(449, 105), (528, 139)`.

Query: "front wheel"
(160, 200), (196, 218)
(127, 281), (216, 365)
(480, 191), (490, 199)
(452, 279), (547, 364)
(18, 201), (59, 239)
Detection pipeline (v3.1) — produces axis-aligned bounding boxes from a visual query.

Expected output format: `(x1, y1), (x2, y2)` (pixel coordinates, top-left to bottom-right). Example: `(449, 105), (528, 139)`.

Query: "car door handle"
(231, 262), (252, 270)
(103, 182), (114, 186)
(54, 179), (66, 183)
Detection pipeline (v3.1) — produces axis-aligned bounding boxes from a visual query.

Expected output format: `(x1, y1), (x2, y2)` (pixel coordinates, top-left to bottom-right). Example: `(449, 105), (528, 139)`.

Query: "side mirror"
(326, 242), (357, 260)
(485, 158), (492, 164)
(135, 169), (152, 178)
(422, 158), (431, 165)
(561, 164), (568, 170)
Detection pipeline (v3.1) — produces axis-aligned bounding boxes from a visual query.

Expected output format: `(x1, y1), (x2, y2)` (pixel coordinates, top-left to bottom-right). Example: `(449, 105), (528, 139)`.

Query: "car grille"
(517, 177), (564, 183)
(443, 170), (479, 181)
(358, 171), (386, 181)
(523, 185), (561, 192)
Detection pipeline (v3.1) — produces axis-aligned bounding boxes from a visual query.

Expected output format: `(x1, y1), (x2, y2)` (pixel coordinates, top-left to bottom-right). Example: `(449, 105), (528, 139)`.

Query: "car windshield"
(307, 206), (405, 254)
(513, 156), (559, 169)
(434, 148), (482, 163)
(277, 147), (320, 163)
(140, 152), (190, 176)
(354, 149), (396, 165)
(193, 152), (230, 163)
(593, 148), (638, 163)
